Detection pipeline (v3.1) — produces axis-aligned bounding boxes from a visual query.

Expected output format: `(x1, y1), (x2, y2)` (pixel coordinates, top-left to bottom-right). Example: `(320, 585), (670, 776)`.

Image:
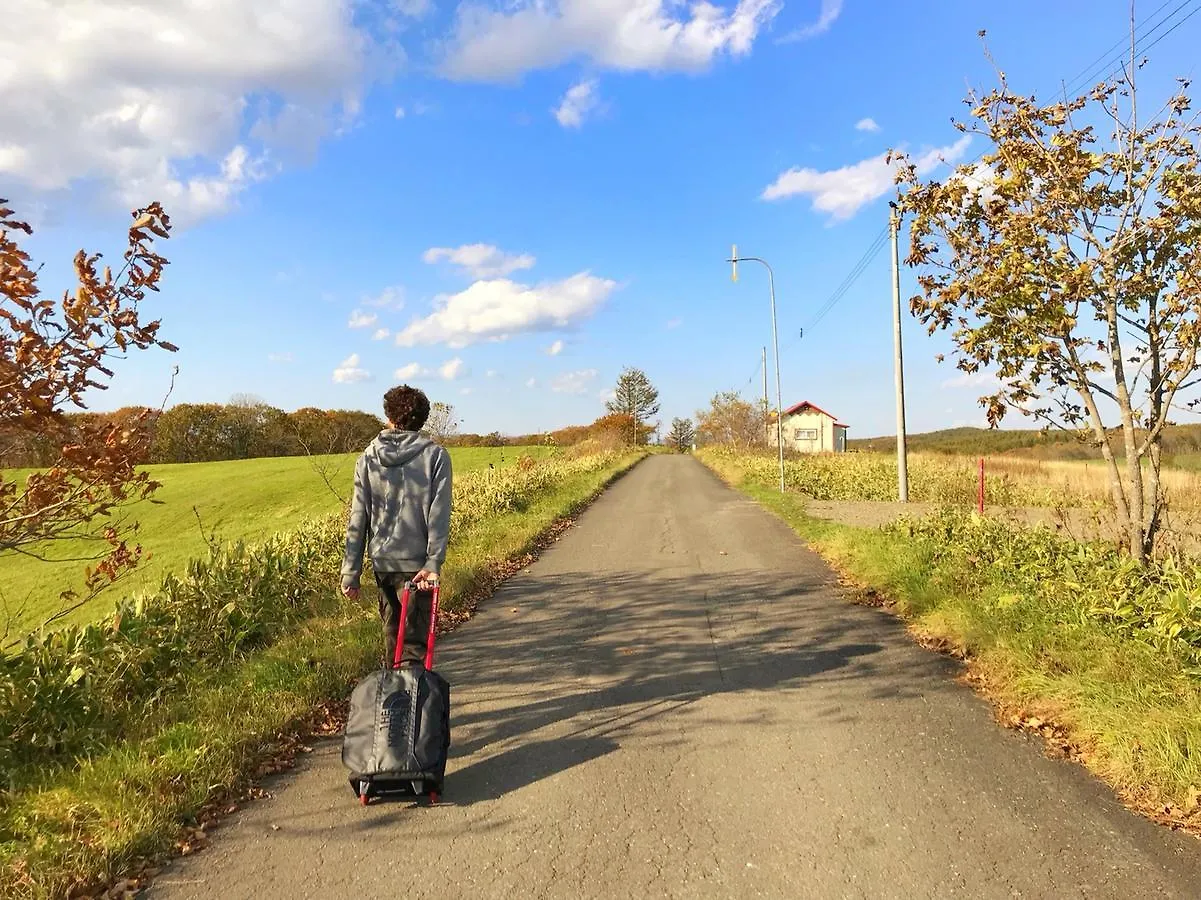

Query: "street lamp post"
(728, 245), (786, 494)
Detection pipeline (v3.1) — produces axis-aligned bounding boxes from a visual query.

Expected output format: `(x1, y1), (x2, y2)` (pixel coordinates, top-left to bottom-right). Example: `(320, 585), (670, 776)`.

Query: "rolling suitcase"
(342, 581), (451, 806)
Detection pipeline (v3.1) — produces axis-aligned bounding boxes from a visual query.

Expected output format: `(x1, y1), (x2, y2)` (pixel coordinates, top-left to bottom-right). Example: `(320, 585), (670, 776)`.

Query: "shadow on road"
(425, 565), (956, 805)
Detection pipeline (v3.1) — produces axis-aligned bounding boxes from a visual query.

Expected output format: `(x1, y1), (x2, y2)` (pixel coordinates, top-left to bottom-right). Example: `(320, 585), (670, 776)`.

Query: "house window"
(794, 428), (817, 441)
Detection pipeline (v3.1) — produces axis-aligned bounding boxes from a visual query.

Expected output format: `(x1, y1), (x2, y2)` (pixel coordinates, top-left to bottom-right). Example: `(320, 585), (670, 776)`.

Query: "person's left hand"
(342, 585), (360, 601)
(414, 570), (439, 591)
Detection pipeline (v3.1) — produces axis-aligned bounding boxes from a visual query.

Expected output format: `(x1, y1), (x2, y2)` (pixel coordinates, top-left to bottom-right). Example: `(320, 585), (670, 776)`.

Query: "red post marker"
(978, 457), (985, 515)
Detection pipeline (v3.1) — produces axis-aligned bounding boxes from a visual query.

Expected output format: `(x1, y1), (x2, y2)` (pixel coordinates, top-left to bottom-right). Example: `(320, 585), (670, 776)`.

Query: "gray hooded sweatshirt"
(340, 430), (453, 590)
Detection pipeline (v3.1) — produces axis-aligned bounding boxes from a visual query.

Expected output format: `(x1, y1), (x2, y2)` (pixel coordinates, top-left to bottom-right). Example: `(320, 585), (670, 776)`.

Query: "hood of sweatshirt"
(368, 429), (433, 467)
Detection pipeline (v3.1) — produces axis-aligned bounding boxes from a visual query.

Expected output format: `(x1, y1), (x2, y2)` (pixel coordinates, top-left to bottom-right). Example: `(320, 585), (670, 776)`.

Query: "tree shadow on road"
(429, 565), (957, 806)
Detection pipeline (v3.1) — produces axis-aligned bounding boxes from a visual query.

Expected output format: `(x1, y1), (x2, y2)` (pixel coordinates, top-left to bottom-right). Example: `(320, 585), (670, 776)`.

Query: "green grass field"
(1, 446), (555, 634)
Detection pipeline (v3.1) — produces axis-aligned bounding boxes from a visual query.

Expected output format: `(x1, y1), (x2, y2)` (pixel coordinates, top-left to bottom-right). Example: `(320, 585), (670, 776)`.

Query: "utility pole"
(889, 204), (909, 503)
(761, 345), (769, 444)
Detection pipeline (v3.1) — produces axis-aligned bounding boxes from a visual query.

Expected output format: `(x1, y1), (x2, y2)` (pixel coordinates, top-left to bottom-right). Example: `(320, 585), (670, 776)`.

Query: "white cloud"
(439, 357), (468, 379)
(394, 362), (430, 379)
(761, 135), (972, 221)
(372, 327), (392, 340)
(554, 79), (600, 128)
(439, 0), (782, 81)
(0, 0), (379, 223)
(952, 416), (990, 429)
(348, 309), (378, 329)
(460, 387), (473, 395)
(333, 353), (371, 383)
(551, 369), (598, 394)
(395, 106), (406, 118)
(941, 369), (1001, 390)
(665, 317), (682, 329)
(526, 377), (538, 388)
(779, 0), (843, 42)
(546, 339), (565, 356)
(486, 369), (499, 378)
(951, 161), (1000, 206)
(423, 243), (537, 279)
(268, 352), (294, 363)
(855, 117), (880, 133)
(396, 272), (617, 347)
(364, 286), (406, 309)
(393, 0), (432, 18)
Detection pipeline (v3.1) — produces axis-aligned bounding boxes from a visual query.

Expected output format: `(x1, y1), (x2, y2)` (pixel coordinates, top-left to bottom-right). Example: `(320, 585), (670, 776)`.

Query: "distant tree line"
(851, 424), (1201, 462)
(1, 404), (667, 468)
(450, 368), (665, 450)
(2, 367), (670, 469)
(0, 400), (385, 467)
(451, 412), (651, 449)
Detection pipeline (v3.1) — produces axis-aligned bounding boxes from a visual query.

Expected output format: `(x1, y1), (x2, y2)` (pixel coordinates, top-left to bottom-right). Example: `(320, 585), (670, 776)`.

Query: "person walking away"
(341, 385), (453, 666)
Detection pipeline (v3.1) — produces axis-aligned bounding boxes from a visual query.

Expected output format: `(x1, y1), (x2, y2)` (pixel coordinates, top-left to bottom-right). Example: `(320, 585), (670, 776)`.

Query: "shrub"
(888, 510), (1201, 668)
(0, 450), (629, 788)
(0, 517), (345, 785)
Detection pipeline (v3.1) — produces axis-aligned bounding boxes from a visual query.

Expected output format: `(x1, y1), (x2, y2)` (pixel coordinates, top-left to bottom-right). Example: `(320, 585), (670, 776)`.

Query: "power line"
(733, 356), (763, 396)
(1058, 0), (1182, 97)
(794, 0), (1201, 341)
(808, 226), (889, 329)
(1135, 0), (1201, 56)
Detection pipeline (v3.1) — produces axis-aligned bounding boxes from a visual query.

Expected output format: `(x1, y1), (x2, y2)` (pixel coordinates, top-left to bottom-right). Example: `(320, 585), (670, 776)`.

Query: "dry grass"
(914, 452), (1201, 512)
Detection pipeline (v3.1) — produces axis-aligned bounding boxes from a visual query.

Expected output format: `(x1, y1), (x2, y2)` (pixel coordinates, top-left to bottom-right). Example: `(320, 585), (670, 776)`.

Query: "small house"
(770, 401), (849, 453)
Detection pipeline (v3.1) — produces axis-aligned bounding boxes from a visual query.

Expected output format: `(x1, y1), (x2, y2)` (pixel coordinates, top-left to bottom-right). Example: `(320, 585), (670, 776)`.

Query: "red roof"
(781, 400), (847, 424)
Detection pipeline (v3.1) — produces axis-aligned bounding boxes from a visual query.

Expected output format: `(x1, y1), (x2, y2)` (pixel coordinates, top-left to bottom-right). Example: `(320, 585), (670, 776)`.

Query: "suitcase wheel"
(359, 791), (370, 806)
(428, 790), (440, 805)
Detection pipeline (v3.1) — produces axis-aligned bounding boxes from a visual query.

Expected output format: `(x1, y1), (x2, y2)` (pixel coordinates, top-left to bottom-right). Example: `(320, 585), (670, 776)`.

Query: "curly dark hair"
(383, 385), (431, 431)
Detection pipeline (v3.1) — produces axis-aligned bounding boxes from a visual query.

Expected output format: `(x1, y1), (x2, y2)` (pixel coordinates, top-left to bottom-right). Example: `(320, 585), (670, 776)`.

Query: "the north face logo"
(378, 691), (412, 745)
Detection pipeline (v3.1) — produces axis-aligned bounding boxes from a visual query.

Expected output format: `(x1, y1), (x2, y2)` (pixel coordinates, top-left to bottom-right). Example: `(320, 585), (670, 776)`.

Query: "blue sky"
(6, 0), (1200, 438)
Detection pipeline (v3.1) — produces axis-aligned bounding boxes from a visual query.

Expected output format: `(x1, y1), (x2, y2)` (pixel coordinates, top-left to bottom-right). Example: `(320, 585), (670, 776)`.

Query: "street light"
(728, 244), (786, 494)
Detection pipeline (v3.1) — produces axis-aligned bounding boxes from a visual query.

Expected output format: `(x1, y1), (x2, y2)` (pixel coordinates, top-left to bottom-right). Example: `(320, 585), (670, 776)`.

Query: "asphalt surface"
(146, 455), (1201, 899)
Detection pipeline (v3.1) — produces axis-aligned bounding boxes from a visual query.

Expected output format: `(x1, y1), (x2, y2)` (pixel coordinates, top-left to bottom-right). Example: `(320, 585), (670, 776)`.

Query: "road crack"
(704, 596), (726, 684)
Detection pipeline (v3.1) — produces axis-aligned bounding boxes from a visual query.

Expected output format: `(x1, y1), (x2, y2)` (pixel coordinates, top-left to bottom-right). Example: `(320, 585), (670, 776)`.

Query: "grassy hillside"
(1, 446), (555, 633)
(850, 423), (1201, 465)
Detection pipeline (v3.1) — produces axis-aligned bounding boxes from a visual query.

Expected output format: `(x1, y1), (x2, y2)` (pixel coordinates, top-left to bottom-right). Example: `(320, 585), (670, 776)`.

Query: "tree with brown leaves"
(893, 43), (1201, 562)
(695, 392), (765, 450)
(1, 199), (176, 629)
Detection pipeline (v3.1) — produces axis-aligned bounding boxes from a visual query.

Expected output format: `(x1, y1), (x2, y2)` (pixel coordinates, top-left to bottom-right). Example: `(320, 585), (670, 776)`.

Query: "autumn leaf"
(892, 53), (1201, 563)
(2, 198), (176, 629)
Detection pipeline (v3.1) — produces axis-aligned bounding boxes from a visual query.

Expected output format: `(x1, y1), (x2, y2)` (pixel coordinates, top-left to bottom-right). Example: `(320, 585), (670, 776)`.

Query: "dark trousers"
(374, 571), (433, 667)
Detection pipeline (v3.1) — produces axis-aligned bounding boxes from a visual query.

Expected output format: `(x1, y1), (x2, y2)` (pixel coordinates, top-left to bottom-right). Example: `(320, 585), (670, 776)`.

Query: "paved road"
(147, 455), (1201, 899)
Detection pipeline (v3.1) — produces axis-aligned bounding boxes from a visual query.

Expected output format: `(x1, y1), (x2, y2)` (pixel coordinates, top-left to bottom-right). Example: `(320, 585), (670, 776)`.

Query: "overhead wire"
(1057, 0), (1181, 96)
(728, 0), (1200, 400)
(788, 0), (1201, 347)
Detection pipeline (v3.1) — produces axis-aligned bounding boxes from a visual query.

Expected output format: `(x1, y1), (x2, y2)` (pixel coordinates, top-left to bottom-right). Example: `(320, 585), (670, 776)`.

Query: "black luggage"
(342, 581), (450, 805)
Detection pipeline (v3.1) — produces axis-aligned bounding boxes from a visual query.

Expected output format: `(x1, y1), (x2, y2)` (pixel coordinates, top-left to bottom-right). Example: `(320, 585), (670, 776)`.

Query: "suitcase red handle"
(424, 585), (440, 670)
(394, 581), (441, 670)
